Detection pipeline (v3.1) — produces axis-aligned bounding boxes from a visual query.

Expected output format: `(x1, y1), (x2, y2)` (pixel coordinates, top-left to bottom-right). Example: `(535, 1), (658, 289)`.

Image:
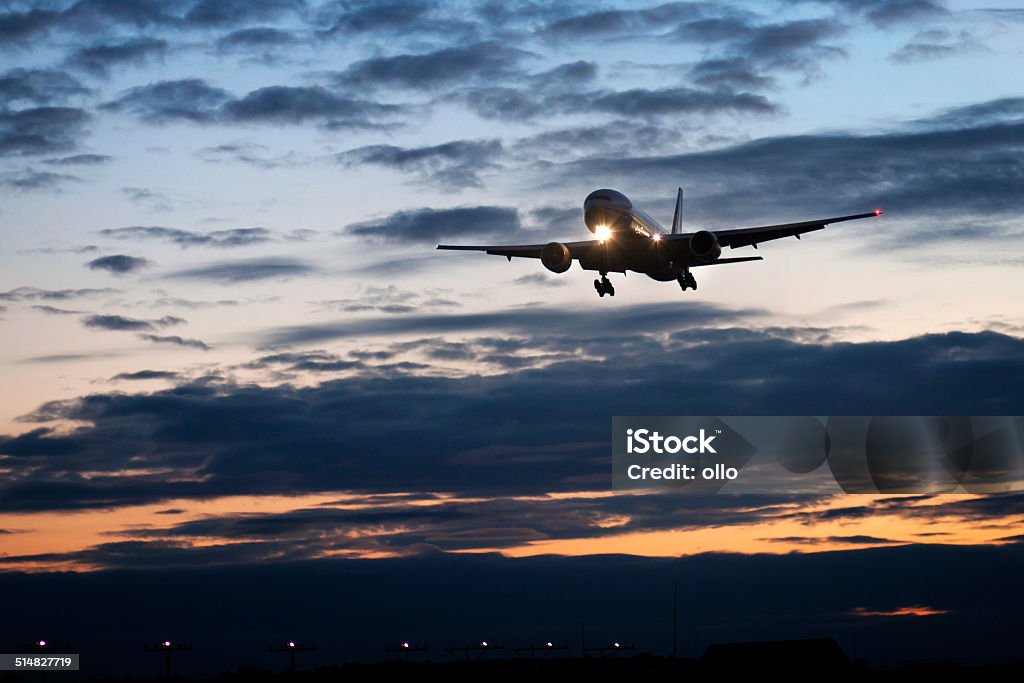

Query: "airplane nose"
(584, 205), (614, 230)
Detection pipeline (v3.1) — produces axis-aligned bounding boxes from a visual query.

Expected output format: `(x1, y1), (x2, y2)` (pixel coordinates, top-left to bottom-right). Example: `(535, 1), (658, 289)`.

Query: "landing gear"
(677, 271), (697, 291)
(594, 274), (615, 297)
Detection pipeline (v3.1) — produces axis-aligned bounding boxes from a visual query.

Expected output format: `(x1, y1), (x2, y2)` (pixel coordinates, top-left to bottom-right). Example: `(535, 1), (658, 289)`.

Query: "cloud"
(183, 0), (304, 27)
(801, 0), (948, 26)
(100, 225), (272, 248)
(0, 329), (1022, 515)
(86, 254), (151, 274)
(138, 334), (211, 350)
(260, 301), (761, 346)
(587, 86), (777, 118)
(688, 57), (776, 90)
(43, 153), (112, 165)
(461, 83), (777, 123)
(337, 42), (531, 90)
(541, 3), (713, 38)
(31, 305), (84, 315)
(313, 285), (460, 315)
(244, 349), (361, 373)
(195, 141), (301, 168)
(168, 257), (318, 283)
(216, 27), (298, 51)
(543, 9), (845, 80)
(918, 97), (1024, 130)
(0, 8), (60, 47)
(105, 79), (406, 129)
(102, 79), (231, 123)
(512, 273), (567, 288)
(321, 0), (438, 35)
(65, 37), (169, 77)
(0, 68), (91, 106)
(221, 86), (400, 128)
(336, 139), (503, 190)
(768, 534), (902, 545)
(82, 314), (184, 331)
(734, 18), (846, 72)
(0, 287), (119, 301)
(120, 187), (173, 211)
(0, 169), (80, 191)
(890, 29), (982, 63)
(112, 369), (180, 381)
(0, 107), (90, 156)
(343, 205), (522, 243)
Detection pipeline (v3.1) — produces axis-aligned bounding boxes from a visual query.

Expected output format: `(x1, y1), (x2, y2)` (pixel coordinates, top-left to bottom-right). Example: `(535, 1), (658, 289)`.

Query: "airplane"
(437, 188), (882, 297)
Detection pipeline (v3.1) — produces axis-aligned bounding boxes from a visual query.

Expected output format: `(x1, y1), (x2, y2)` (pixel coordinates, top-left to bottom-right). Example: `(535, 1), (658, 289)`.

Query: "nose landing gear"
(594, 274), (615, 297)
(677, 270), (697, 291)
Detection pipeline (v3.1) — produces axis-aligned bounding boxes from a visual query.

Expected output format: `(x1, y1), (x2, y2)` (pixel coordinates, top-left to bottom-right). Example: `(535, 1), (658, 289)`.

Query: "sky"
(1, 0), (1023, 672)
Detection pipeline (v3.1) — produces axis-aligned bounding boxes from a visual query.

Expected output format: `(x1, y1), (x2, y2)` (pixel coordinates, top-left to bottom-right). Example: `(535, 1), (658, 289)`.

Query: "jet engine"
(541, 241), (572, 273)
(689, 230), (722, 262)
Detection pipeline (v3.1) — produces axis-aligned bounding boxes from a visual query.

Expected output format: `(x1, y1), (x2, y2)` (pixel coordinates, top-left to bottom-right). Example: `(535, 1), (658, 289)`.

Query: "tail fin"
(671, 187), (683, 234)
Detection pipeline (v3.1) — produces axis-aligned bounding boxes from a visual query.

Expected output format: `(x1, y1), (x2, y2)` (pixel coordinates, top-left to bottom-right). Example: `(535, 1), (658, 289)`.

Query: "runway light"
(595, 225), (612, 242)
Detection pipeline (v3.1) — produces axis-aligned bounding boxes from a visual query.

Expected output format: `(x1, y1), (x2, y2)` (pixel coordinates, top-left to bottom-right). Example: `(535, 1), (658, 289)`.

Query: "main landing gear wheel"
(594, 276), (615, 297)
(677, 272), (697, 291)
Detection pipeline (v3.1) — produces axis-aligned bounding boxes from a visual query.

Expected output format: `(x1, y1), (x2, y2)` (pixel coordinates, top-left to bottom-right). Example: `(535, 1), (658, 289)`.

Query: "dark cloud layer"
(1, 329), (1021, 512)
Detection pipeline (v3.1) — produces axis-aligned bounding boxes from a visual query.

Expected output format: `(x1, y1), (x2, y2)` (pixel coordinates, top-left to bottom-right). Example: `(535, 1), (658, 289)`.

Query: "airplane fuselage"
(582, 189), (685, 281)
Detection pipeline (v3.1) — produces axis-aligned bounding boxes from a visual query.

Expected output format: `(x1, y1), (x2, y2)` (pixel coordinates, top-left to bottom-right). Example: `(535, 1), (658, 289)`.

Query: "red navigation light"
(874, 209), (883, 216)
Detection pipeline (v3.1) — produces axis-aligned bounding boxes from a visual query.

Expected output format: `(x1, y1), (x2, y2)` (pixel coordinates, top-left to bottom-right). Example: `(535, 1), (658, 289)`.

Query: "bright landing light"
(595, 225), (612, 242)
(652, 233), (662, 241)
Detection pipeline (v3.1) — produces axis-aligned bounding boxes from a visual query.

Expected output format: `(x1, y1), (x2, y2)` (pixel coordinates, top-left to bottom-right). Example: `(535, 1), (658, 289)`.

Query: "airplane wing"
(666, 211), (881, 249)
(436, 239), (601, 261)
